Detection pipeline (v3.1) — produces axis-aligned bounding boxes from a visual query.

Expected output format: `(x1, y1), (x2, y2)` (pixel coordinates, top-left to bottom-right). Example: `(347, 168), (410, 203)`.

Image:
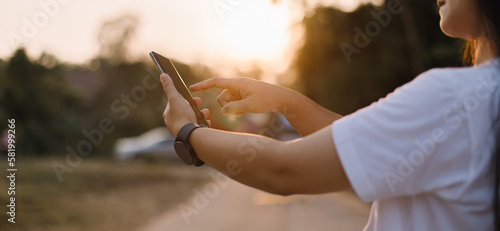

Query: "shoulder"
(374, 68), (460, 111)
(392, 65), (498, 107)
(405, 67), (466, 92)
(411, 61), (500, 95)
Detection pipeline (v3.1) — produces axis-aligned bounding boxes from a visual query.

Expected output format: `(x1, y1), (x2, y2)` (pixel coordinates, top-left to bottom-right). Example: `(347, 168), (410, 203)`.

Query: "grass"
(0, 157), (209, 231)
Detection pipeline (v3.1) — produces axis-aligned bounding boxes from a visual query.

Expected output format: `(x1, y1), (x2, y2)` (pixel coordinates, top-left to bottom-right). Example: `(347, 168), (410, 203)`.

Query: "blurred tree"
(0, 58), (6, 122)
(97, 14), (140, 64)
(0, 49), (83, 155)
(290, 1), (463, 115)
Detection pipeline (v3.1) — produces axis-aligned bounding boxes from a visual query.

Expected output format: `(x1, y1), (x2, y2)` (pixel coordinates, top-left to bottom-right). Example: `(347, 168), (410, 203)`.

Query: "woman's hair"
(462, 0), (500, 66)
(465, 0), (500, 229)
(462, 41), (475, 66)
(462, 0), (500, 229)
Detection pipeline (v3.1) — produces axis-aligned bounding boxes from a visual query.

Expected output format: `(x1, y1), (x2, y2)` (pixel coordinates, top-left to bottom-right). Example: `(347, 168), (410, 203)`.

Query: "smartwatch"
(174, 123), (205, 166)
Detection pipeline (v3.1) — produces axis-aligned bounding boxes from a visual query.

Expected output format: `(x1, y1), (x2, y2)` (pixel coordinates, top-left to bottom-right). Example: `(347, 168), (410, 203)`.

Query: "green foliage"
(0, 49), (83, 154)
(291, 1), (463, 115)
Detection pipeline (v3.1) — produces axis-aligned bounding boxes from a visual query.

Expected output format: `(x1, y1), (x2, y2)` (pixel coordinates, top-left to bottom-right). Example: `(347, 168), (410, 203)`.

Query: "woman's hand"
(190, 77), (292, 116)
(191, 76), (342, 136)
(161, 74), (210, 137)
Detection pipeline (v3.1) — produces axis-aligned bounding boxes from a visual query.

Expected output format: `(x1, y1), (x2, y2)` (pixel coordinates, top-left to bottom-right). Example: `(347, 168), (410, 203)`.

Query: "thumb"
(221, 100), (247, 116)
(161, 74), (180, 100)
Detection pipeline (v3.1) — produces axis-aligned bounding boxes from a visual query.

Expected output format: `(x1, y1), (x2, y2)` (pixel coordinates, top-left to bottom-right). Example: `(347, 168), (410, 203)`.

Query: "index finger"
(189, 77), (238, 92)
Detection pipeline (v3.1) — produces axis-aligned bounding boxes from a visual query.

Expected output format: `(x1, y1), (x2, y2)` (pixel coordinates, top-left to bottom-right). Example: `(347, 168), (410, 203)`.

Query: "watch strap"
(175, 123), (204, 166)
(176, 123), (199, 141)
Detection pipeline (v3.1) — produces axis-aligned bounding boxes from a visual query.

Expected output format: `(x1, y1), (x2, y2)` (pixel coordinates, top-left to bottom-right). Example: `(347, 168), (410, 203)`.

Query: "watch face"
(174, 141), (194, 165)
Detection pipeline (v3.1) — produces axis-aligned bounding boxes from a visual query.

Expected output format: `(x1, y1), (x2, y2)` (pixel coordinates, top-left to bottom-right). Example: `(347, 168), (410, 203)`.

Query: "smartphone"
(149, 51), (209, 127)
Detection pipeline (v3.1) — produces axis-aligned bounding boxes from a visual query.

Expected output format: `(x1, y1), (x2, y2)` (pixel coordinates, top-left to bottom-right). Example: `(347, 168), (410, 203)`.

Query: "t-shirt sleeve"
(332, 69), (471, 202)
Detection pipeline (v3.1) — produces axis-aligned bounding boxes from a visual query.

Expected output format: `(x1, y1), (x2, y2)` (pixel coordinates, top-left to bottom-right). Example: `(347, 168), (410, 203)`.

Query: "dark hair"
(462, 0), (500, 229)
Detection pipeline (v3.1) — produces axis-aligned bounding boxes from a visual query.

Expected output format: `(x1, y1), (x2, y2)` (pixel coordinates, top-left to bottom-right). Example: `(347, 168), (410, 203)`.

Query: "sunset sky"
(0, 0), (382, 78)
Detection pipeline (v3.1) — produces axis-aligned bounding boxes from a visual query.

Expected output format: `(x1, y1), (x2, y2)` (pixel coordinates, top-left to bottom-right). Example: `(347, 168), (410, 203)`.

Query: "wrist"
(276, 87), (300, 115)
(174, 123), (205, 166)
(172, 120), (194, 137)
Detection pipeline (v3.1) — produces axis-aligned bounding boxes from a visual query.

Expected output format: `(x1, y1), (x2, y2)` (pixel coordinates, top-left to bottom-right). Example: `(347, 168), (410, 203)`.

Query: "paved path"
(139, 178), (370, 231)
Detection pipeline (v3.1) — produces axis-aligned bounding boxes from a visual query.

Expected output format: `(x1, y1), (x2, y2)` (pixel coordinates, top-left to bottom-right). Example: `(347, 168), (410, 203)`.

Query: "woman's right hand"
(190, 77), (292, 116)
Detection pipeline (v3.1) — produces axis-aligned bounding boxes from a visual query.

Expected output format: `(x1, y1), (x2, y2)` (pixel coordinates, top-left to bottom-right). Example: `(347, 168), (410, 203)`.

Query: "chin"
(440, 23), (456, 38)
(440, 20), (471, 39)
(440, 25), (458, 38)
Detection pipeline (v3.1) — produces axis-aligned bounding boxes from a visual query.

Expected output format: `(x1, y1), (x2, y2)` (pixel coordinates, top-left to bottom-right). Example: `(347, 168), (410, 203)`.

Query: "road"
(139, 178), (370, 231)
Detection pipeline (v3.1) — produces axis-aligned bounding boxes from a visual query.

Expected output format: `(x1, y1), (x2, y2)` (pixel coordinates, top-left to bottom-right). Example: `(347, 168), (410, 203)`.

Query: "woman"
(160, 0), (499, 229)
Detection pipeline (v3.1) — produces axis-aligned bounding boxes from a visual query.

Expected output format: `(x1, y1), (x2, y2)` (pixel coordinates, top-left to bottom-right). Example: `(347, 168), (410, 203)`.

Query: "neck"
(474, 38), (497, 65)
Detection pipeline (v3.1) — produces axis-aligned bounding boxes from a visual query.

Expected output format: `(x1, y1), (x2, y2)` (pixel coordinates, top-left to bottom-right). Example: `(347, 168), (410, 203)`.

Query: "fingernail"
(161, 74), (168, 82)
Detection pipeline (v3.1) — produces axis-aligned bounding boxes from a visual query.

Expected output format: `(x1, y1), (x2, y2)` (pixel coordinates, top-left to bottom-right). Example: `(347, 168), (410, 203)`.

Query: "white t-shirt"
(332, 58), (500, 231)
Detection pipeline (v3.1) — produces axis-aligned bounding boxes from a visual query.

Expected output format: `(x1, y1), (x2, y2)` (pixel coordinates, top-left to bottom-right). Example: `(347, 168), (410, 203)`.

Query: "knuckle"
(212, 78), (221, 85)
(217, 94), (227, 103)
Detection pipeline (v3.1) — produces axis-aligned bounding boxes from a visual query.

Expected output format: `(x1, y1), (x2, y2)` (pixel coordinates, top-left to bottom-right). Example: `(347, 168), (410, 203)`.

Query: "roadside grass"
(0, 157), (209, 231)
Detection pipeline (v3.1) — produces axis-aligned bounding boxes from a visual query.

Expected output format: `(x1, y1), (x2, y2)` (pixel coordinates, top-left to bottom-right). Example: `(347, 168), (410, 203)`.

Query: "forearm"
(189, 125), (350, 195)
(278, 89), (343, 136)
(190, 127), (289, 195)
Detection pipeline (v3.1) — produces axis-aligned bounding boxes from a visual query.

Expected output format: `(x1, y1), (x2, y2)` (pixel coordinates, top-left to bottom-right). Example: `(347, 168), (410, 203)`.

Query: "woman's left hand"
(161, 73), (210, 137)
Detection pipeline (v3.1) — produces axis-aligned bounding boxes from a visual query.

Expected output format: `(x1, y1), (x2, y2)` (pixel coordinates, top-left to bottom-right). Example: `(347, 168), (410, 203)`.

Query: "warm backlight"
(221, 1), (291, 61)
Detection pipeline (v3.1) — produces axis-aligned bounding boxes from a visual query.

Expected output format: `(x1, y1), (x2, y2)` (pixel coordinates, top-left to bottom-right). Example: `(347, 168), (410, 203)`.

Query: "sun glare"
(221, 1), (291, 62)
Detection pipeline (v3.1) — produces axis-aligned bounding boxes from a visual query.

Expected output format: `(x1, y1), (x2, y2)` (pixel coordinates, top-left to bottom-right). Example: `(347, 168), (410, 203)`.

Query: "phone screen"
(149, 51), (209, 127)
